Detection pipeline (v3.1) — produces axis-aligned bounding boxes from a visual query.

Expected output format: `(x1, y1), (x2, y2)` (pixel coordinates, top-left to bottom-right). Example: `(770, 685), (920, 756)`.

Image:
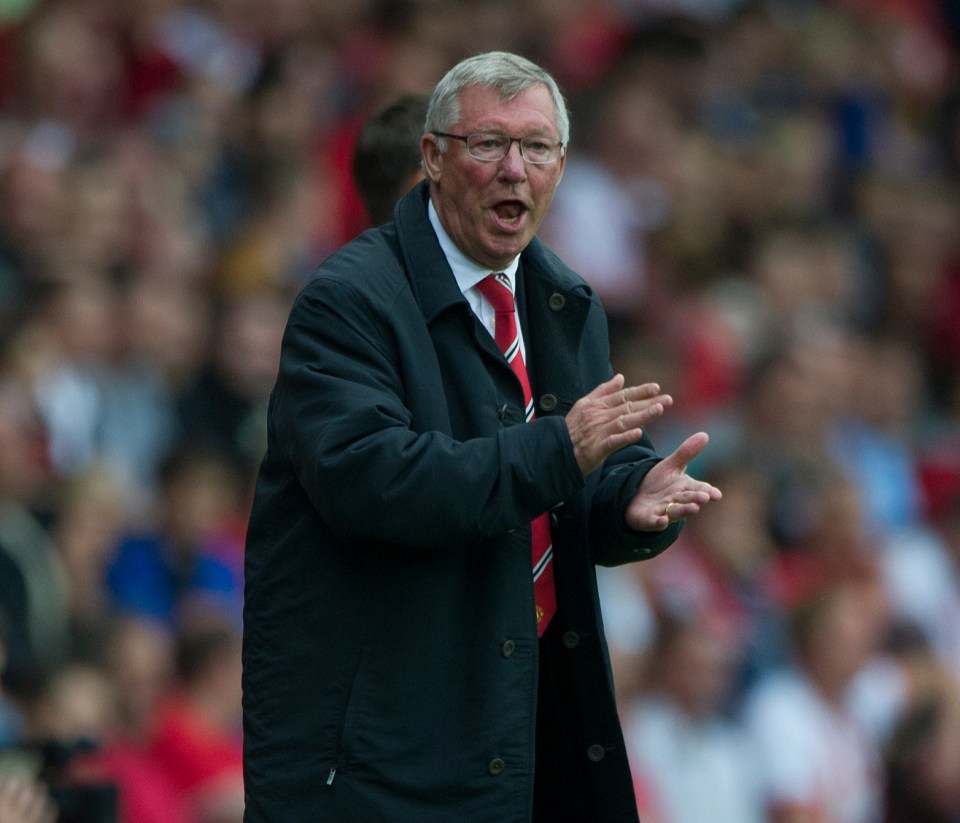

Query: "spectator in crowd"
(0, 777), (57, 823)
(641, 459), (788, 706)
(884, 669), (960, 823)
(540, 60), (679, 323)
(151, 621), (243, 823)
(0, 374), (69, 694)
(595, 560), (658, 711)
(206, 38), (344, 282)
(830, 334), (928, 534)
(176, 290), (287, 476)
(21, 660), (121, 823)
(351, 92), (429, 227)
(741, 582), (890, 823)
(13, 276), (119, 483)
(64, 615), (192, 823)
(0, 608), (56, 822)
(105, 445), (244, 631)
(738, 335), (854, 550)
(0, 130), (69, 328)
(22, 639), (193, 823)
(881, 464), (960, 683)
(764, 466), (886, 614)
(623, 608), (764, 823)
(49, 466), (127, 663)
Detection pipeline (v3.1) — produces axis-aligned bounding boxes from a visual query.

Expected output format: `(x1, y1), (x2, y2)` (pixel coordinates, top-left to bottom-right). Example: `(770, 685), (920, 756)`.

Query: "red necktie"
(477, 273), (557, 636)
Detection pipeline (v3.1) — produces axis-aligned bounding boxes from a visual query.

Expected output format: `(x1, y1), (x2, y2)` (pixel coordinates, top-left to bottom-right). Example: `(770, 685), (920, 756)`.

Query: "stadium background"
(1, 1), (959, 821)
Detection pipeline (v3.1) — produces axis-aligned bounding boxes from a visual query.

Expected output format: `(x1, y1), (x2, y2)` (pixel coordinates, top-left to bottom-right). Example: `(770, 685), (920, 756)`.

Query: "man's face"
(422, 82), (565, 271)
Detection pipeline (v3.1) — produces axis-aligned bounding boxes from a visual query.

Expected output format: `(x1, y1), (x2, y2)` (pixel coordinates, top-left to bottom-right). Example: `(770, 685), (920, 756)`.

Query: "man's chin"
(479, 228), (534, 264)
(477, 245), (526, 270)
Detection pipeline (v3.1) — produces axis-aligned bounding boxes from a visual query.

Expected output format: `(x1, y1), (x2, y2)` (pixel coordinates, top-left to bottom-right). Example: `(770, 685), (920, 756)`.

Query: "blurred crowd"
(0, 0), (958, 821)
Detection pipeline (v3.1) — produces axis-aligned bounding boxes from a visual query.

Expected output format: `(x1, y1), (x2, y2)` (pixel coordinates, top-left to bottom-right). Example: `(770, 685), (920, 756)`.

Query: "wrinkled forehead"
(455, 83), (560, 134)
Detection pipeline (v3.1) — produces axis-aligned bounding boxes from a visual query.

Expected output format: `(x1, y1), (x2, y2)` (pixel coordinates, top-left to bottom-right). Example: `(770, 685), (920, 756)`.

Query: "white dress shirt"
(428, 198), (527, 361)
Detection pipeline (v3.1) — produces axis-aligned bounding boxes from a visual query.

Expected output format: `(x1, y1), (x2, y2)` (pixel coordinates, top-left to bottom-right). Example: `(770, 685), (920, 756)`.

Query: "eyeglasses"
(432, 132), (565, 165)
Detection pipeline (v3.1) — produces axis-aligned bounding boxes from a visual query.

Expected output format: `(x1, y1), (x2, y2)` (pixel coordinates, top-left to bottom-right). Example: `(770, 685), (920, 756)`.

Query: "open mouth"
(493, 200), (527, 226)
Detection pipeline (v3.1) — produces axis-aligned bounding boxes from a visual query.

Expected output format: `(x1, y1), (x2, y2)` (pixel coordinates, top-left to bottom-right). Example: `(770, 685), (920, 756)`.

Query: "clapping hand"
(625, 431), (721, 531)
(565, 374), (672, 476)
(565, 374), (721, 531)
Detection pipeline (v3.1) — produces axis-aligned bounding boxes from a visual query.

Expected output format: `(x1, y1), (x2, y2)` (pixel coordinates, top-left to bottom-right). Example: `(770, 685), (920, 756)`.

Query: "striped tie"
(477, 273), (556, 636)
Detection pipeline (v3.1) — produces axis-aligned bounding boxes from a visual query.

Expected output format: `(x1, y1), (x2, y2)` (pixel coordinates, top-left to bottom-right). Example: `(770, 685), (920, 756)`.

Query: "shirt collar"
(428, 197), (520, 295)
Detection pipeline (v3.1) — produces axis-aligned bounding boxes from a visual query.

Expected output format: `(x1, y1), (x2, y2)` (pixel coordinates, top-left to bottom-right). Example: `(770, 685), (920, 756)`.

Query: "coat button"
(501, 640), (516, 657)
(548, 293), (566, 311)
(587, 744), (606, 762)
(488, 757), (506, 775)
(539, 394), (557, 412)
(562, 631), (580, 649)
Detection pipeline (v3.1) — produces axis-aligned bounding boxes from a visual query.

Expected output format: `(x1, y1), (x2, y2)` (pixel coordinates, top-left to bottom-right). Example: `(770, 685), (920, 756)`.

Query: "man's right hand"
(565, 374), (672, 475)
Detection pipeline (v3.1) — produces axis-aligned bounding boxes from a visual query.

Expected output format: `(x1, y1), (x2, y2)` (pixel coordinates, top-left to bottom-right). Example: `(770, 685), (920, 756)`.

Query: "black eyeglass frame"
(431, 131), (565, 164)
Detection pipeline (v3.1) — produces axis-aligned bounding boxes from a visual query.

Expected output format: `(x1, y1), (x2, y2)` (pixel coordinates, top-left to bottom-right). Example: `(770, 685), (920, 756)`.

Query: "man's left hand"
(624, 432), (722, 531)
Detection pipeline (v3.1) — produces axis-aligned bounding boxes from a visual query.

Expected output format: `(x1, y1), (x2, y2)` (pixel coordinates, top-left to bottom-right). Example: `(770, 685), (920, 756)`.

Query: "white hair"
(425, 51), (570, 148)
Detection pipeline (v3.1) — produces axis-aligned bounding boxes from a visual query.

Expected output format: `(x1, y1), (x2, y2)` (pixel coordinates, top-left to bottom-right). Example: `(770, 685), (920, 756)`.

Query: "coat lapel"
(394, 182), (465, 326)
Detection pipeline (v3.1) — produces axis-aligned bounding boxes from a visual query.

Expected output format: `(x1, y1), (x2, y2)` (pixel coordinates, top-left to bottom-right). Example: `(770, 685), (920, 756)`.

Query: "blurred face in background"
(656, 618), (734, 720)
(215, 293), (288, 401)
(0, 380), (51, 505)
(104, 616), (175, 738)
(795, 584), (887, 702)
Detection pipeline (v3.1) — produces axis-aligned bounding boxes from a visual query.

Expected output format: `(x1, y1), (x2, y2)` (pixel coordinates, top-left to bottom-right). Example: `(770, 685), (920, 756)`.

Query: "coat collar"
(395, 181), (593, 336)
(395, 182), (469, 326)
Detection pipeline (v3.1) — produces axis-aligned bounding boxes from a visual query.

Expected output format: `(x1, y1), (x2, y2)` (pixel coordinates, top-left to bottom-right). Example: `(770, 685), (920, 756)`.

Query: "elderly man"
(242, 51), (720, 822)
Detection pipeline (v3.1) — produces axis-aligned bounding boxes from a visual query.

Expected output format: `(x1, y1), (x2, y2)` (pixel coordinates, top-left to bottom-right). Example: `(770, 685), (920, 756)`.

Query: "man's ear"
(421, 134), (443, 182)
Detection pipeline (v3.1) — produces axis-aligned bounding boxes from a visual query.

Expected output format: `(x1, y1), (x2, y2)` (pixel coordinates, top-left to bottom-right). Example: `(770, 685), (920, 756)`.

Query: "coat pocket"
(326, 642), (371, 785)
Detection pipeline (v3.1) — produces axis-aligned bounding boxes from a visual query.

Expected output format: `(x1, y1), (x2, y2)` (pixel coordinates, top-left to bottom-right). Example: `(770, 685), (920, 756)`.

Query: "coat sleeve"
(589, 453), (684, 566)
(268, 272), (586, 551)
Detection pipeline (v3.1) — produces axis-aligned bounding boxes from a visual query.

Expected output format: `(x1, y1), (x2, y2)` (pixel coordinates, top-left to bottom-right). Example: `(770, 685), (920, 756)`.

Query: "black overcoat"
(242, 182), (680, 822)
